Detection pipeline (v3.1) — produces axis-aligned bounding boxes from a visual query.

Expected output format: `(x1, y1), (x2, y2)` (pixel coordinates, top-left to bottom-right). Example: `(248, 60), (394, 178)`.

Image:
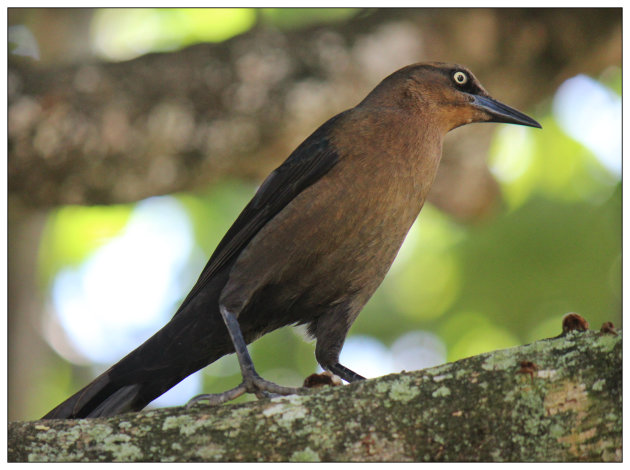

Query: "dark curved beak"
(472, 94), (542, 129)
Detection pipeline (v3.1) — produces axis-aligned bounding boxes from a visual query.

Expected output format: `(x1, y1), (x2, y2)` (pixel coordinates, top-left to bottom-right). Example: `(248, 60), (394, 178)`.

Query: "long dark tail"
(42, 285), (233, 419)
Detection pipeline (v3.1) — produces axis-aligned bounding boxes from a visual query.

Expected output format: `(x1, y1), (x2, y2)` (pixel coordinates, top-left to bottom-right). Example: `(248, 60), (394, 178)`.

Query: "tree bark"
(8, 330), (621, 462)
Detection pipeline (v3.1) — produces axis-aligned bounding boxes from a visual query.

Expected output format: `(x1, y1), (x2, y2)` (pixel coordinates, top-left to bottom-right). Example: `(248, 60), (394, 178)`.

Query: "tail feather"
(42, 373), (118, 419)
(42, 334), (225, 419)
(87, 384), (142, 418)
(42, 361), (158, 419)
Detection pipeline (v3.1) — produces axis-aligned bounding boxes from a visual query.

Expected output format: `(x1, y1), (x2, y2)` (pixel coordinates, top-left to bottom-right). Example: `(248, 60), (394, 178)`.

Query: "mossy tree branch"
(8, 329), (621, 462)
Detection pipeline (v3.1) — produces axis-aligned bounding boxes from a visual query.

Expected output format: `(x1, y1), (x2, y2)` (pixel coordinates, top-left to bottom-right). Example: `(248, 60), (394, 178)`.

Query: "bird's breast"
(263, 140), (439, 293)
(224, 110), (445, 318)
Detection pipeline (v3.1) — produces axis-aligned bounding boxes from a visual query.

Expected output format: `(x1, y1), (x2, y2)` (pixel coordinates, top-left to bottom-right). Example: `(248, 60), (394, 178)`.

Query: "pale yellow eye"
(453, 71), (468, 85)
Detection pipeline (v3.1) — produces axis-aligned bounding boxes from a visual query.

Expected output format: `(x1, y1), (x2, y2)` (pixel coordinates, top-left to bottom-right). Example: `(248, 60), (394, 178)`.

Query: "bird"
(42, 62), (541, 419)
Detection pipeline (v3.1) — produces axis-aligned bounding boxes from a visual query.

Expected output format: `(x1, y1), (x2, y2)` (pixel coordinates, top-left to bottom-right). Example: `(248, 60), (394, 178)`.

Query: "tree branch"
(8, 330), (621, 462)
(8, 9), (620, 219)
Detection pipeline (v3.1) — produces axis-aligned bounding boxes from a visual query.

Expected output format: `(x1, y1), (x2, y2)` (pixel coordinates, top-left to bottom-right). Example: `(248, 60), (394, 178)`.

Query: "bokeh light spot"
(48, 196), (194, 365)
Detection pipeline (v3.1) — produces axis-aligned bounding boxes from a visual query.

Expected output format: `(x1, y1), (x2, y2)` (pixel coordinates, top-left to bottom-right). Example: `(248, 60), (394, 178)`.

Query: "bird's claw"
(186, 382), (247, 408)
(185, 376), (301, 409)
(244, 374), (301, 397)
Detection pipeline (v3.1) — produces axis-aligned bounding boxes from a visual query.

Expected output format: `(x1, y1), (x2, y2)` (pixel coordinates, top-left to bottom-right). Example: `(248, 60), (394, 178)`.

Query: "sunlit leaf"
(260, 8), (359, 30)
(92, 8), (257, 61)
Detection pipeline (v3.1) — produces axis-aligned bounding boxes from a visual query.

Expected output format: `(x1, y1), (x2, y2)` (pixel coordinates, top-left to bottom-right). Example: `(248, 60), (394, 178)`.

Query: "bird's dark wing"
(175, 111), (346, 314)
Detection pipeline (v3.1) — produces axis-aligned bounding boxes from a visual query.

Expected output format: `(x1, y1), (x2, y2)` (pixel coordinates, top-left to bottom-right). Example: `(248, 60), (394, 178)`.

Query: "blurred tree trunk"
(7, 8), (621, 419)
(7, 200), (51, 420)
(8, 331), (622, 462)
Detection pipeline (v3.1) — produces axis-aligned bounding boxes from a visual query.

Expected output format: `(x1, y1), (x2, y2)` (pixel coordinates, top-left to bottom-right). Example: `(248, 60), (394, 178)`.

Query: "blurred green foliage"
(259, 8), (359, 30)
(92, 9), (257, 60)
(490, 118), (617, 208)
(92, 8), (359, 60)
(38, 204), (132, 289)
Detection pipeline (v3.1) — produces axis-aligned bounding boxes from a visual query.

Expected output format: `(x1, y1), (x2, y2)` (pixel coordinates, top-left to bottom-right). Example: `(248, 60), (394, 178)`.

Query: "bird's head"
(361, 62), (541, 132)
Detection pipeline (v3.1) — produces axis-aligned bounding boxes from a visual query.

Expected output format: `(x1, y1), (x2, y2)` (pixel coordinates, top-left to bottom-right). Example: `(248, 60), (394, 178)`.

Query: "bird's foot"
(186, 383), (248, 407)
(186, 374), (302, 409)
(244, 373), (302, 399)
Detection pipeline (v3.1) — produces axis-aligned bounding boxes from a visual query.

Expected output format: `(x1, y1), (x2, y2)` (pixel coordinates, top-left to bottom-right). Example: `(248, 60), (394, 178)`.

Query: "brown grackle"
(42, 62), (541, 419)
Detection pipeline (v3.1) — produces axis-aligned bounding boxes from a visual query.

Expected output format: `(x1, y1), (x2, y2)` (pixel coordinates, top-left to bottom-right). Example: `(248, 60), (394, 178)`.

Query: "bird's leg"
(220, 305), (302, 397)
(223, 305), (366, 390)
(187, 305), (301, 408)
(314, 314), (366, 383)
